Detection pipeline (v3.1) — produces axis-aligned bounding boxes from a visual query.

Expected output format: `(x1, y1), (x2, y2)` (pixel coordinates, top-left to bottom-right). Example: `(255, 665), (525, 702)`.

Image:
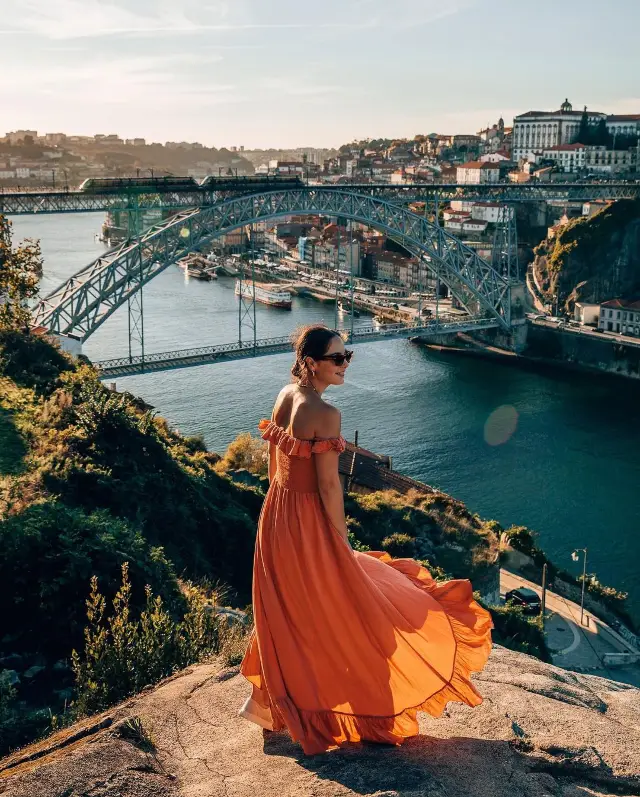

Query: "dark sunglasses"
(317, 350), (354, 366)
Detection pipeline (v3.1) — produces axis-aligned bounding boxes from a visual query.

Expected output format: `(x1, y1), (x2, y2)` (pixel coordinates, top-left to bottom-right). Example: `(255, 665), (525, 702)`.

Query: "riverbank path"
(500, 569), (640, 687)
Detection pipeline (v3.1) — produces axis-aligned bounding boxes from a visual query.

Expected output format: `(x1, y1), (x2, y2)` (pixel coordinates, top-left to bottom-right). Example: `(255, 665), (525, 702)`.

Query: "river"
(10, 212), (640, 620)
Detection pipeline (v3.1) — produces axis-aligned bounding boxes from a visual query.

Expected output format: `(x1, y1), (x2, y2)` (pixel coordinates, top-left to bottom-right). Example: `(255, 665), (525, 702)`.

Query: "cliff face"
(534, 200), (640, 312)
(1, 647), (639, 797)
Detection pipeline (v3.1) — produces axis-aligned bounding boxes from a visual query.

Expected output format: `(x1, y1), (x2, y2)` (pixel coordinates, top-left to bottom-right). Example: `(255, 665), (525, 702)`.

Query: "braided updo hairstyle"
(290, 324), (342, 382)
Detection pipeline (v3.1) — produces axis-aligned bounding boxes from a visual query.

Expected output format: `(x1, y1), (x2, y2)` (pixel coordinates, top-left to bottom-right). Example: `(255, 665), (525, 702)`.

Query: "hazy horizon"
(1, 0), (639, 149)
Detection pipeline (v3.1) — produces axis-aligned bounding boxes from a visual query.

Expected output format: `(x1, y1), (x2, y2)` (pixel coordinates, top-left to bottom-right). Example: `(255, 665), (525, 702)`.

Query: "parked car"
(505, 587), (541, 615)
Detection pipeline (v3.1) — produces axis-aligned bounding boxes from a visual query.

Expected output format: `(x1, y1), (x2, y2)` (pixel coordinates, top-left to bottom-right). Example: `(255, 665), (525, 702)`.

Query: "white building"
(444, 217), (488, 235)
(599, 299), (640, 336)
(574, 302), (600, 326)
(512, 99), (604, 161)
(456, 161), (500, 184)
(470, 202), (513, 223)
(43, 133), (67, 145)
(268, 160), (305, 176)
(479, 151), (510, 163)
(585, 146), (637, 175)
(542, 143), (587, 172)
(513, 99), (640, 162)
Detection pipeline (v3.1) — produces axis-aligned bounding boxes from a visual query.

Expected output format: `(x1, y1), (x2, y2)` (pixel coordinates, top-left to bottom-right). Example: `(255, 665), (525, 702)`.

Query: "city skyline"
(1, 0), (639, 149)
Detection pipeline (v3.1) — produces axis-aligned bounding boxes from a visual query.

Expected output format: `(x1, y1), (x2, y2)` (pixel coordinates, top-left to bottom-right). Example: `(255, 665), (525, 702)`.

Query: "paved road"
(500, 569), (640, 687)
(529, 317), (640, 348)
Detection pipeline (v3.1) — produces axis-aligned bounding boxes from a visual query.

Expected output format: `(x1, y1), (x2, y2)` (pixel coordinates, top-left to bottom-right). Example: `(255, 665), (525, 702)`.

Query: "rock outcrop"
(534, 199), (640, 312)
(1, 646), (639, 797)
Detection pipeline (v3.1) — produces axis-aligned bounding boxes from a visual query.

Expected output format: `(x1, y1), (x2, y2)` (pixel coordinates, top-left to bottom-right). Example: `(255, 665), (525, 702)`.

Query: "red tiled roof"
(516, 109), (585, 118)
(545, 143), (585, 151)
(600, 298), (640, 310)
(607, 114), (640, 122)
(458, 160), (500, 169)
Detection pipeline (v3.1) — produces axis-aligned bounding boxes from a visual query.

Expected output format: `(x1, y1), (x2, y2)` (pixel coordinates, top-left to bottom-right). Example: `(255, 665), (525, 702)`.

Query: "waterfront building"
(599, 299), (640, 336)
(574, 302), (600, 326)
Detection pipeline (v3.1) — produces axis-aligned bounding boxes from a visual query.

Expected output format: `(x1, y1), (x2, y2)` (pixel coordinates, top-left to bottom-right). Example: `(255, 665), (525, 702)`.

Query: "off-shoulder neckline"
(259, 418), (339, 444)
(258, 418), (346, 457)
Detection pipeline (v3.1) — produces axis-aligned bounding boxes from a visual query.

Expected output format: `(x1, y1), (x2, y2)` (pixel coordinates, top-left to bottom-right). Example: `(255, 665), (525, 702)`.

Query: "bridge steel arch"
(33, 189), (512, 340)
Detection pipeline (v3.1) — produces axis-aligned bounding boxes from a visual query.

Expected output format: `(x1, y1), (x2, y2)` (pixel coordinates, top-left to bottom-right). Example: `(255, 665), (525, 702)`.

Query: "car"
(505, 587), (541, 615)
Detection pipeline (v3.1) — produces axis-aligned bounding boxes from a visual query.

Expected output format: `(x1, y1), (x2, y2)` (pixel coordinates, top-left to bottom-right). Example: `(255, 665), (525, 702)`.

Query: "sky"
(1, 0), (639, 149)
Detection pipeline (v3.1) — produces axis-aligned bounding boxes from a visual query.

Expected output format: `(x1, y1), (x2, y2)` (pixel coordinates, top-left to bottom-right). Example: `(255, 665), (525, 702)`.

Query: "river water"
(10, 212), (640, 620)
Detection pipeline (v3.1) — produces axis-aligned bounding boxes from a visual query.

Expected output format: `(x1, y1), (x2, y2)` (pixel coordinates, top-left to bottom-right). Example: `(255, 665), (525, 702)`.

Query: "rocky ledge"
(1, 646), (639, 797)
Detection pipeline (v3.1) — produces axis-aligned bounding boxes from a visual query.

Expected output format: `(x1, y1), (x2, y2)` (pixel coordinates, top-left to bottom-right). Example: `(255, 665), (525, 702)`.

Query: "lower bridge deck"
(95, 318), (500, 378)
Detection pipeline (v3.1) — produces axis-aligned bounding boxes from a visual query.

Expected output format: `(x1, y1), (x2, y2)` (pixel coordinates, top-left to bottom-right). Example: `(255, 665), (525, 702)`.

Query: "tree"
(577, 107), (590, 144)
(0, 215), (42, 330)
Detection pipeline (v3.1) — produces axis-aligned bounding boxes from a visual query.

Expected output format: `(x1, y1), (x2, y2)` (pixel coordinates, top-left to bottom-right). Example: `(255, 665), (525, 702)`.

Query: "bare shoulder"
(273, 383), (295, 411)
(314, 402), (341, 439)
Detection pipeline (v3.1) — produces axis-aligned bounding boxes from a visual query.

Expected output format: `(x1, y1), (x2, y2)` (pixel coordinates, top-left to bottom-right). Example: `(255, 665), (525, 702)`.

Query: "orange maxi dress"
(240, 419), (493, 755)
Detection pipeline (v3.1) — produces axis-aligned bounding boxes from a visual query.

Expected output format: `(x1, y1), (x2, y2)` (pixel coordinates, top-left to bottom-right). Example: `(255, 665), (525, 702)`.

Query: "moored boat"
(235, 280), (292, 309)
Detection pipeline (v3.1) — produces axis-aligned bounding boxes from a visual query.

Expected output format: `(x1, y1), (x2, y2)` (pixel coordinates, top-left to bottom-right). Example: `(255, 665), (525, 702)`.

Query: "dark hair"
(290, 324), (341, 381)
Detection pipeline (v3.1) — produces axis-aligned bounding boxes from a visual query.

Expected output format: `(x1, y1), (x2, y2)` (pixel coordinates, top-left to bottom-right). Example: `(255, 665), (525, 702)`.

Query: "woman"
(240, 324), (492, 755)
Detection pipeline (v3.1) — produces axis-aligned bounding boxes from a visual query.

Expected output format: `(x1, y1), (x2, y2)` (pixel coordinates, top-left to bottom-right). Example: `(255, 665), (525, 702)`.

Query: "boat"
(234, 280), (292, 309)
(178, 254), (218, 279)
(337, 299), (360, 317)
(185, 264), (215, 281)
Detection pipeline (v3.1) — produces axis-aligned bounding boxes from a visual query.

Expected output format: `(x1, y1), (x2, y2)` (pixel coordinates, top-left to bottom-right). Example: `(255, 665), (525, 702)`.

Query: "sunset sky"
(2, 0), (639, 148)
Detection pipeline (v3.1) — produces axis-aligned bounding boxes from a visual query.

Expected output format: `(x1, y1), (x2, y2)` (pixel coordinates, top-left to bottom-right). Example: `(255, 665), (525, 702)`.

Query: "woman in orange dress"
(240, 324), (492, 755)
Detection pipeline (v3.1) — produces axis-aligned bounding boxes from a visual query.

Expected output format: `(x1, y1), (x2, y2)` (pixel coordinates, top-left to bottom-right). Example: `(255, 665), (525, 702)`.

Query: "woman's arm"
(314, 408), (348, 542)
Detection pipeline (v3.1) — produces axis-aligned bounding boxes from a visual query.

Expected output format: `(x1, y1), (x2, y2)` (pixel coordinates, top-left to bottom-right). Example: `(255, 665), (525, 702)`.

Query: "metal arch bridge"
(32, 188), (515, 345)
(3, 181), (640, 215)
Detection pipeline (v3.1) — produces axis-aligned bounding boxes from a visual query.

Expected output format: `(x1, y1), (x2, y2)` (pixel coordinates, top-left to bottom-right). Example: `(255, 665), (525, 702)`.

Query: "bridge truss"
(32, 189), (514, 349)
(2, 181), (639, 216)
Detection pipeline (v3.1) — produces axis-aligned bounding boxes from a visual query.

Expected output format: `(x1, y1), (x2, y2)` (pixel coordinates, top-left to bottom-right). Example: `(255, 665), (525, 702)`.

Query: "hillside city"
(3, 97), (640, 339)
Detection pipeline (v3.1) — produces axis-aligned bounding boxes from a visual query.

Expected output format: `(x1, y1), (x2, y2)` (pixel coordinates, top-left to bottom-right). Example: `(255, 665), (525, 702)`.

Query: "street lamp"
(571, 547), (588, 626)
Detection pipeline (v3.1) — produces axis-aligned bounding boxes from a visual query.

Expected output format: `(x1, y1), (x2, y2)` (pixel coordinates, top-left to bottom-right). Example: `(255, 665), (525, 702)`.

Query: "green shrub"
(216, 432), (268, 479)
(381, 532), (416, 558)
(72, 563), (242, 716)
(0, 329), (74, 396)
(0, 502), (182, 660)
(485, 601), (551, 662)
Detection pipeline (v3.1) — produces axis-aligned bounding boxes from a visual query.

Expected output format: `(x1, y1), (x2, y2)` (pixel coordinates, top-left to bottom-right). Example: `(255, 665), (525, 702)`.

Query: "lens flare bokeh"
(484, 405), (518, 446)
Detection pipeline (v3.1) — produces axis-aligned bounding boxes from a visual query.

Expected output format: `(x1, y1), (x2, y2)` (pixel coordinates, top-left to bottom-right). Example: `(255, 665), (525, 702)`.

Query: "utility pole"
(348, 219), (355, 342)
(571, 548), (588, 626)
(541, 563), (547, 625)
